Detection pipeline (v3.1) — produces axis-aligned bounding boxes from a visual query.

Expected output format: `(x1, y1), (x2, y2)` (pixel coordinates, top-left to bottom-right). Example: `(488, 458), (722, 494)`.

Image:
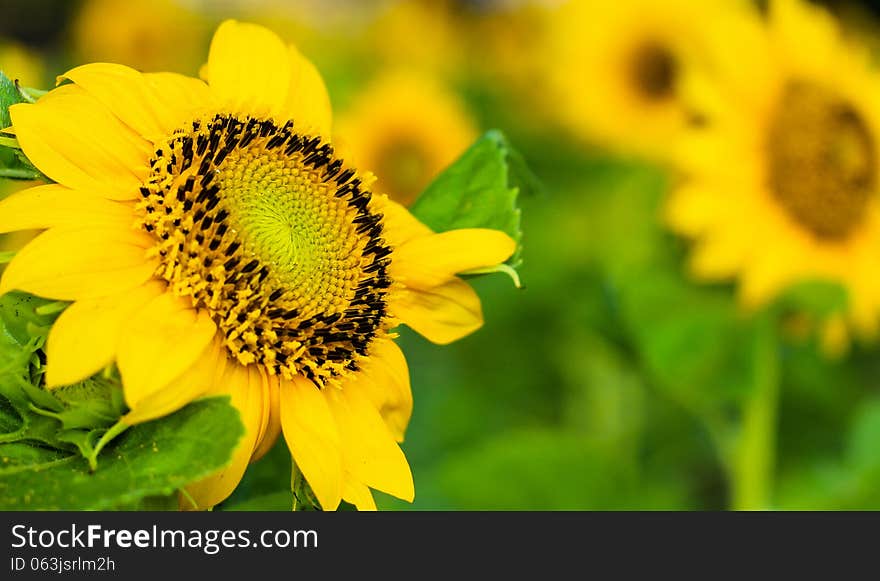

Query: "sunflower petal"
(252, 373), (282, 462)
(0, 183), (134, 233)
(377, 196), (433, 247)
(283, 45), (332, 139)
(184, 363), (269, 509)
(9, 91), (150, 200)
(45, 282), (163, 388)
(205, 20), (291, 118)
(123, 335), (225, 426)
(392, 277), (483, 345)
(326, 383), (414, 502)
(62, 63), (211, 142)
(360, 339), (412, 442)
(279, 376), (343, 511)
(393, 229), (516, 290)
(0, 226), (157, 301)
(342, 479), (377, 511)
(116, 292), (216, 410)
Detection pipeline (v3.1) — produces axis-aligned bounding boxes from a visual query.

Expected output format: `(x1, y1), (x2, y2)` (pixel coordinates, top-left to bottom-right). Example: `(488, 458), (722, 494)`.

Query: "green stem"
(0, 166), (40, 180)
(86, 419), (129, 471)
(731, 316), (780, 510)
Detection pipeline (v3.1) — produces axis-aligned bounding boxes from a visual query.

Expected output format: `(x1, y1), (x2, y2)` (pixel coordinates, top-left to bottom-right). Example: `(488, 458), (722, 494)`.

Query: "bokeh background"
(5, 0), (880, 510)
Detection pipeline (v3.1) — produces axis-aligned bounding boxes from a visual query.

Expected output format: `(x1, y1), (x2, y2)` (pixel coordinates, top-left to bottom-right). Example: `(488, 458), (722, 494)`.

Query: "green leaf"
(409, 130), (530, 281)
(0, 397), (244, 510)
(0, 71), (45, 181)
(0, 395), (22, 434)
(0, 70), (25, 130)
(50, 377), (127, 430)
(0, 291), (60, 347)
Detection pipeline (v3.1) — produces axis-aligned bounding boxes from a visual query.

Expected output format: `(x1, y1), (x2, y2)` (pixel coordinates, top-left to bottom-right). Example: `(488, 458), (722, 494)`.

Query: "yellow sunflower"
(666, 0), (880, 345)
(543, 0), (759, 157)
(365, 0), (465, 76)
(336, 70), (478, 206)
(72, 0), (207, 73)
(0, 41), (45, 88)
(0, 21), (515, 510)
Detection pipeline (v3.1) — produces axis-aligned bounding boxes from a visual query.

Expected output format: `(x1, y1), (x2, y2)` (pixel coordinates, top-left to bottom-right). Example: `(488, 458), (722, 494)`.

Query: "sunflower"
(0, 21), (515, 510)
(72, 0), (206, 73)
(0, 42), (45, 88)
(666, 0), (880, 345)
(336, 70), (478, 206)
(365, 0), (465, 76)
(543, 0), (759, 157)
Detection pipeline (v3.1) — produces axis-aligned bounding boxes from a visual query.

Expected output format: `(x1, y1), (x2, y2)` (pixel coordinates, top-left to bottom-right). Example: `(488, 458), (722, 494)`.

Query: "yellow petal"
(147, 72), (215, 117)
(9, 91), (150, 200)
(0, 226), (157, 300)
(279, 376), (343, 511)
(205, 20), (291, 118)
(326, 382), (414, 503)
(62, 63), (211, 142)
(252, 373), (282, 462)
(360, 338), (412, 442)
(283, 45), (332, 139)
(123, 335), (225, 425)
(393, 229), (516, 290)
(0, 183), (134, 233)
(45, 282), (163, 388)
(391, 277), (483, 345)
(342, 479), (377, 511)
(117, 292), (216, 410)
(378, 196), (433, 248)
(251, 367), (273, 456)
(184, 363), (269, 509)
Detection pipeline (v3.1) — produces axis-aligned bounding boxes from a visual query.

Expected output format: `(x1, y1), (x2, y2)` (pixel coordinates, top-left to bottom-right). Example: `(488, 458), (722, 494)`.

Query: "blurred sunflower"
(0, 41), (45, 87)
(666, 0), (880, 351)
(337, 70), (478, 206)
(461, 0), (557, 96)
(0, 21), (515, 510)
(543, 0), (758, 158)
(365, 0), (465, 76)
(72, 0), (207, 73)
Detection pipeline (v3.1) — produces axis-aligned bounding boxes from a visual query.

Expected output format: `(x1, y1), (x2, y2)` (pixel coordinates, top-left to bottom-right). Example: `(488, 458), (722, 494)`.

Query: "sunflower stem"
(730, 315), (780, 511)
(87, 419), (130, 472)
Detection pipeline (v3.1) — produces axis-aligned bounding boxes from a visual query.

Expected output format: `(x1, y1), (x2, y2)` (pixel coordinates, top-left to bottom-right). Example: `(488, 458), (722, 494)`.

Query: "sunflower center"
(766, 81), (876, 240)
(137, 114), (393, 385)
(630, 41), (678, 101)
